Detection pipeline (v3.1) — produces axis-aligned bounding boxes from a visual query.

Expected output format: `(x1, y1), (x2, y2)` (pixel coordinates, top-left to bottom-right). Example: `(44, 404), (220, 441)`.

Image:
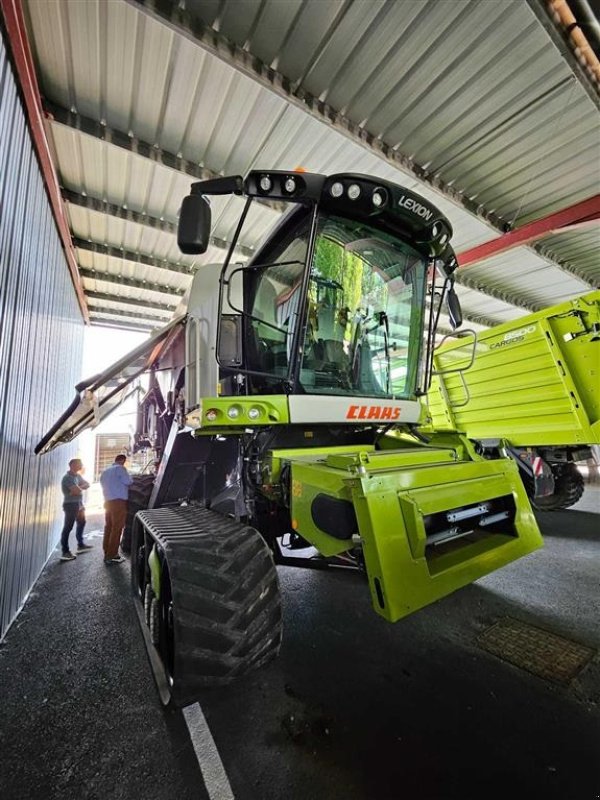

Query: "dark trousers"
(61, 503), (85, 554)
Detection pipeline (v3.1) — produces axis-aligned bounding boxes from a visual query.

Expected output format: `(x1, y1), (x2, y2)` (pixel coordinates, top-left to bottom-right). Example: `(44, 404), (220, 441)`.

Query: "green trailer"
(427, 291), (600, 509)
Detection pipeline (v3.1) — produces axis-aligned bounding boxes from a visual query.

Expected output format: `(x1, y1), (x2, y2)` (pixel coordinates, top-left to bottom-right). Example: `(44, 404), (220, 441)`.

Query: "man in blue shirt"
(100, 454), (133, 564)
(60, 458), (91, 562)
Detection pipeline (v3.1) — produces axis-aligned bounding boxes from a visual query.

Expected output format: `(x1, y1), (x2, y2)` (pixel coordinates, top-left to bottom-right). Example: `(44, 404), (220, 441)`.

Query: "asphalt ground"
(0, 487), (598, 800)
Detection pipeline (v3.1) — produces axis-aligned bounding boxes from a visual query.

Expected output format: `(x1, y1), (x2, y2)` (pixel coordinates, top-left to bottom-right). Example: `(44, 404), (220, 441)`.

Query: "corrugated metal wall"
(0, 31), (84, 640)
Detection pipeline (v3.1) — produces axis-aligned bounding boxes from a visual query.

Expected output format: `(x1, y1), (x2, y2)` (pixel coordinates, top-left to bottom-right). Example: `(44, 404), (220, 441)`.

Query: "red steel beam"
(457, 194), (600, 267)
(0, 0), (88, 321)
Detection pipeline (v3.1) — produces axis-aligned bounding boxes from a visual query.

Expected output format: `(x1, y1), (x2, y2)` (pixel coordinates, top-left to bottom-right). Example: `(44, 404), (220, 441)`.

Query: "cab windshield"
(245, 213), (427, 399)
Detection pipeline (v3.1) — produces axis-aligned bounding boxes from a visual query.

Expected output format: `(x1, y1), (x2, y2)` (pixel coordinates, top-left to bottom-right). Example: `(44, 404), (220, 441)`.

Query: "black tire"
(136, 506), (282, 707)
(122, 475), (155, 554)
(531, 463), (585, 511)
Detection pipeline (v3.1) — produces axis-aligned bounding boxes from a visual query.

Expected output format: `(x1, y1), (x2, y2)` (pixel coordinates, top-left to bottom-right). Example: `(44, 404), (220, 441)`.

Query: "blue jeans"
(61, 503), (86, 554)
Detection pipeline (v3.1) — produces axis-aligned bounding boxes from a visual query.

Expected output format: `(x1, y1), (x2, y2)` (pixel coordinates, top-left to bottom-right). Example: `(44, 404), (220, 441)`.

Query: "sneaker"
(60, 551), (77, 562)
(104, 555), (125, 564)
(76, 543), (93, 553)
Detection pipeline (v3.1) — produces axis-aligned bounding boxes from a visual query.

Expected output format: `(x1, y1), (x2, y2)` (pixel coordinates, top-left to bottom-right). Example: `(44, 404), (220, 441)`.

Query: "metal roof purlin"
(62, 189), (254, 258)
(88, 305), (168, 325)
(533, 240), (599, 286)
(125, 0), (510, 233)
(429, 303), (496, 331)
(90, 317), (156, 333)
(455, 273), (537, 314)
(85, 290), (177, 312)
(78, 268), (185, 296)
(440, 312), (494, 331)
(73, 237), (195, 275)
(45, 99), (219, 180)
(45, 100), (288, 214)
(457, 311), (500, 328)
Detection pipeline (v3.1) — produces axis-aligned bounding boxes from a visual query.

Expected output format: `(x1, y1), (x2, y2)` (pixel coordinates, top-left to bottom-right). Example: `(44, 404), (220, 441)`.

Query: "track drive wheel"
(122, 475), (155, 554)
(134, 506), (282, 707)
(531, 463), (585, 511)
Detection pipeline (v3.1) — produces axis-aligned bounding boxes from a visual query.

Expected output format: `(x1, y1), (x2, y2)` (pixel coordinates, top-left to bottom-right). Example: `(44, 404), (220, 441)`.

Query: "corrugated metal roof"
(182, 0), (599, 222)
(450, 283), (533, 325)
(22, 0), (599, 334)
(458, 248), (592, 309)
(67, 205), (192, 266)
(540, 229), (600, 285)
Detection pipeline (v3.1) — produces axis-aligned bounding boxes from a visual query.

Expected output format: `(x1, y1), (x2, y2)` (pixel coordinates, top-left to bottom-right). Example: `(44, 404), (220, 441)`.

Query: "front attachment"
(288, 442), (542, 622)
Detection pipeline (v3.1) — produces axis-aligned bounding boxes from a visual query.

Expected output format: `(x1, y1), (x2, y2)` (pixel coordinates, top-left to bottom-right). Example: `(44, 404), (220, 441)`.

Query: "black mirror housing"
(447, 287), (463, 330)
(178, 194), (211, 254)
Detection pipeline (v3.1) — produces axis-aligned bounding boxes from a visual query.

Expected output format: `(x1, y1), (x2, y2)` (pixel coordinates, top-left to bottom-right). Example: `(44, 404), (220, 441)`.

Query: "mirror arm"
(190, 175), (244, 196)
(215, 197), (254, 372)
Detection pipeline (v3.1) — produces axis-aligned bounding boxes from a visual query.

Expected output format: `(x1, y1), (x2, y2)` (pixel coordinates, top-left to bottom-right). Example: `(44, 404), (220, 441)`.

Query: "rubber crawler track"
(133, 505), (282, 707)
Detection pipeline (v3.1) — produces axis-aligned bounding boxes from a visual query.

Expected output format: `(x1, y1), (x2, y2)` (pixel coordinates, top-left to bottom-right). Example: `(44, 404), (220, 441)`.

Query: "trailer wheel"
(134, 506), (282, 706)
(532, 463), (585, 511)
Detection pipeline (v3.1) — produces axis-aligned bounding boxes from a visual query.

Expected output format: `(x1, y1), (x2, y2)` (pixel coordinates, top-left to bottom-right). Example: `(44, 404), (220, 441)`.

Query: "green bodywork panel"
(426, 290), (600, 446)
(277, 432), (542, 622)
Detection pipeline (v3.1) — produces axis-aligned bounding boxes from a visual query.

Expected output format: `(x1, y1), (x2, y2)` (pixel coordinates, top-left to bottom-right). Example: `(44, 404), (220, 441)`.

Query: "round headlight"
(227, 405), (241, 420)
(347, 183), (361, 200)
(330, 181), (344, 198)
(372, 189), (387, 208)
(205, 409), (218, 422)
(259, 175), (272, 192)
(284, 177), (296, 193)
(248, 407), (261, 420)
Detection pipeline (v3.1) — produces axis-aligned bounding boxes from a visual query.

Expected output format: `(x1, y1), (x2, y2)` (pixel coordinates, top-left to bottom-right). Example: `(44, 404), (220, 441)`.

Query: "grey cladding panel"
(0, 33), (84, 641)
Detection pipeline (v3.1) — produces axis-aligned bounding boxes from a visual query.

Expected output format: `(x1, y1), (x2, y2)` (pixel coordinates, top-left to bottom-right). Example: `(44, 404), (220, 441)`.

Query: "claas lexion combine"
(37, 170), (542, 706)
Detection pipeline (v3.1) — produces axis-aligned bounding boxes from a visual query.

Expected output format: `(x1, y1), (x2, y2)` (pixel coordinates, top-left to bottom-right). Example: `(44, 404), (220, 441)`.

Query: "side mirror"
(177, 194), (211, 254)
(447, 286), (463, 330)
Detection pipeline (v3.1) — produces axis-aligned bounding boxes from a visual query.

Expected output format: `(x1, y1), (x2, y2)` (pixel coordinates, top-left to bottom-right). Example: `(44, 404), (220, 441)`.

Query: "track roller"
(131, 505), (282, 707)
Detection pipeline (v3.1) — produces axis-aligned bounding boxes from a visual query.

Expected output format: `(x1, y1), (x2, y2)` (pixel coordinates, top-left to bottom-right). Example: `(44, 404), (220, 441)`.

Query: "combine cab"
(38, 170), (542, 706)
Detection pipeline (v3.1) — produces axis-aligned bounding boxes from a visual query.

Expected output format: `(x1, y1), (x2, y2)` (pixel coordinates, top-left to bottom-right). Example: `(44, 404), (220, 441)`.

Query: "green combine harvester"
(427, 291), (600, 509)
(37, 170), (542, 706)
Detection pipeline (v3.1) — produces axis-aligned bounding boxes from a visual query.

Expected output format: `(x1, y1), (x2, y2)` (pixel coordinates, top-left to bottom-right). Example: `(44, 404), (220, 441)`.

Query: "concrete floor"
(0, 486), (598, 800)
